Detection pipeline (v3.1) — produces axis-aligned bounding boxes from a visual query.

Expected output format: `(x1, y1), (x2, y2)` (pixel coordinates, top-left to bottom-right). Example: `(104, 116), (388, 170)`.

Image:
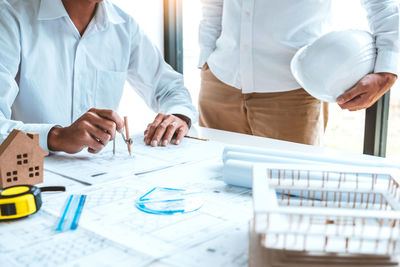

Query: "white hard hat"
(290, 30), (376, 102)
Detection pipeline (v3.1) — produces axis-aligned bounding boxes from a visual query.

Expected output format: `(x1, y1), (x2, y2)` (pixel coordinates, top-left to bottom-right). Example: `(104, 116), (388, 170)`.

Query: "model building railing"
(252, 163), (400, 255)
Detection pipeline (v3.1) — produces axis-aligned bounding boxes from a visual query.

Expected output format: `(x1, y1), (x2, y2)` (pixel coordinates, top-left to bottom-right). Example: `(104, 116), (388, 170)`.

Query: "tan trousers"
(198, 64), (328, 145)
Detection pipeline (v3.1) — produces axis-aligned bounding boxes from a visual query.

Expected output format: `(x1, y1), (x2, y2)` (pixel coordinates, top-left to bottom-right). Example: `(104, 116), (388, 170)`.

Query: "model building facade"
(0, 129), (48, 188)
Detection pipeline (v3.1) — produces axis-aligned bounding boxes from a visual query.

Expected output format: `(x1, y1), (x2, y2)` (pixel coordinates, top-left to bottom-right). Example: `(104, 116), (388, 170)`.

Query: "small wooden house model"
(0, 129), (48, 188)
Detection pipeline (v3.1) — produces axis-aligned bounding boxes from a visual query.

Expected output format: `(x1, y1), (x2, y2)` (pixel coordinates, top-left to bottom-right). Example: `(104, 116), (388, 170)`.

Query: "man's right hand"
(48, 108), (124, 154)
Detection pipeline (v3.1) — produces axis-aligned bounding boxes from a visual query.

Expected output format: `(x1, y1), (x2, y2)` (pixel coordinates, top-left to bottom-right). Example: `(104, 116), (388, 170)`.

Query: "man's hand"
(144, 113), (190, 146)
(48, 108), (124, 153)
(337, 73), (397, 111)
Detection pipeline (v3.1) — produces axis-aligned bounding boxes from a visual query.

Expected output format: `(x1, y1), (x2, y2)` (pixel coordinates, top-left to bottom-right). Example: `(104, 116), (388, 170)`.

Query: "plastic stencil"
(135, 187), (203, 215)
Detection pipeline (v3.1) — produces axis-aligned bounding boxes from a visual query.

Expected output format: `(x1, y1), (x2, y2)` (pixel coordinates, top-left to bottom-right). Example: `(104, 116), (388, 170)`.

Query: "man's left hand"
(337, 72), (397, 111)
(144, 113), (190, 146)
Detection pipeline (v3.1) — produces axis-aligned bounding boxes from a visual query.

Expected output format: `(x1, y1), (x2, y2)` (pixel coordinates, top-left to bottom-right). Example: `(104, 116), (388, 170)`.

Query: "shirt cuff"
(164, 106), (198, 126)
(198, 47), (215, 68)
(19, 123), (57, 153)
(374, 50), (400, 76)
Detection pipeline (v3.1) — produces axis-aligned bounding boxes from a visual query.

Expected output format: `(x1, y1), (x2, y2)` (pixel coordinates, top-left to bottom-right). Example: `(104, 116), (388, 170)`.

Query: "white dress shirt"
(0, 0), (197, 151)
(199, 0), (400, 93)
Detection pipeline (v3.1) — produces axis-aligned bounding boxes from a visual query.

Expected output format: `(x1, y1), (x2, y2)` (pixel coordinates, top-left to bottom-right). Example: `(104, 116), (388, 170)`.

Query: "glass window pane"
(386, 82), (400, 160)
(314, 1), (368, 153)
(323, 105), (365, 153)
(183, 0), (201, 109)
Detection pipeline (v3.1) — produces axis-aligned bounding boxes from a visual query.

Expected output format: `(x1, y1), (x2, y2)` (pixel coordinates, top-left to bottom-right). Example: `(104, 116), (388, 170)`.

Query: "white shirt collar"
(37, 0), (68, 20)
(101, 1), (126, 25)
(37, 0), (125, 26)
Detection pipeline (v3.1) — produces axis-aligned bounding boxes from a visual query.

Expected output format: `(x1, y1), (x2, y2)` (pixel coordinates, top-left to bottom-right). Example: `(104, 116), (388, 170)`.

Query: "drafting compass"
(113, 116), (133, 156)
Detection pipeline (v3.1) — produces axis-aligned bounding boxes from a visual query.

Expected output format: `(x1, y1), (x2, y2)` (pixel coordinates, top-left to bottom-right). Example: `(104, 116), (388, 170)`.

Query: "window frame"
(363, 92), (390, 157)
(163, 0), (183, 74)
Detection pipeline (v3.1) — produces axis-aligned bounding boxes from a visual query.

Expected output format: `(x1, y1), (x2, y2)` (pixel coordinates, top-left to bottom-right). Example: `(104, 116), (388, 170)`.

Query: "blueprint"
(162, 224), (249, 267)
(30, 159), (250, 265)
(0, 210), (153, 267)
(0, 136), (253, 267)
(44, 133), (224, 185)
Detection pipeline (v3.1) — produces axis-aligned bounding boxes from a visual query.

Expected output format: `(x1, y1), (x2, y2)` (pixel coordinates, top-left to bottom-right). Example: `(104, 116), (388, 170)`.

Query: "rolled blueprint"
(223, 159), (254, 188)
(224, 151), (327, 166)
(222, 159), (375, 189)
(222, 145), (399, 168)
(222, 146), (399, 188)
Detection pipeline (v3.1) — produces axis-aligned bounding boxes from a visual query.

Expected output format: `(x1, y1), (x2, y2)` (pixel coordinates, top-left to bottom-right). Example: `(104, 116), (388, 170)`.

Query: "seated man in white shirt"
(0, 0), (197, 153)
(198, 0), (398, 145)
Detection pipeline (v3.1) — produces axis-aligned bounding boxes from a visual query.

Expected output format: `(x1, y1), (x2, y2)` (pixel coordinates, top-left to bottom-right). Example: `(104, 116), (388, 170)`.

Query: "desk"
(196, 127), (391, 163)
(0, 127), (390, 267)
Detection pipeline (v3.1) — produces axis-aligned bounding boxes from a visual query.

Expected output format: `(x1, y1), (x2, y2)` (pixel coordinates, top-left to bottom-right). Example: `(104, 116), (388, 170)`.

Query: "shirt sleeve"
(198, 0), (224, 68)
(0, 4), (55, 152)
(126, 18), (198, 125)
(361, 0), (400, 75)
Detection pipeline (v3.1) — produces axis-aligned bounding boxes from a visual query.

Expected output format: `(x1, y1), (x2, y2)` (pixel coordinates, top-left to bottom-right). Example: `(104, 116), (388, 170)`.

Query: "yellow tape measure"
(0, 185), (65, 221)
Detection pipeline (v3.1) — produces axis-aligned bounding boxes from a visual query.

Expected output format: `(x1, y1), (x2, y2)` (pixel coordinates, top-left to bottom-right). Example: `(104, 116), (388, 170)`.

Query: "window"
(29, 166), (40, 178)
(386, 82), (400, 159)
(308, 2), (369, 153)
(6, 170), (17, 183)
(17, 153), (28, 164)
(182, 0), (201, 109)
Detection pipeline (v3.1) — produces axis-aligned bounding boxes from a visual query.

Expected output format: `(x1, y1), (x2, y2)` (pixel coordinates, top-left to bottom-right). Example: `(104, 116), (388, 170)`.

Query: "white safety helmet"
(290, 30), (376, 102)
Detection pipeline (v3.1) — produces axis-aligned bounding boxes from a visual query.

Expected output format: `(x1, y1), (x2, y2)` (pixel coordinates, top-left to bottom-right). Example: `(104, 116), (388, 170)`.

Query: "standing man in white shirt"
(0, 0), (197, 153)
(198, 0), (399, 145)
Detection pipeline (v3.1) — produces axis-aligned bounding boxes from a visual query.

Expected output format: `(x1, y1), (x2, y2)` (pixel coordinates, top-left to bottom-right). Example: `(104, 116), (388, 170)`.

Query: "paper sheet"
(40, 160), (252, 260)
(0, 210), (153, 267)
(1, 137), (254, 267)
(131, 135), (224, 164)
(222, 145), (399, 168)
(38, 171), (86, 198)
(162, 224), (249, 267)
(45, 151), (171, 185)
(222, 144), (400, 188)
(44, 134), (224, 185)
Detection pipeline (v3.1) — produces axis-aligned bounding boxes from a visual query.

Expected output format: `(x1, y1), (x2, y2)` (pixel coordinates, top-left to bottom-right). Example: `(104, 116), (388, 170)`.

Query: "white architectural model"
(251, 163), (400, 266)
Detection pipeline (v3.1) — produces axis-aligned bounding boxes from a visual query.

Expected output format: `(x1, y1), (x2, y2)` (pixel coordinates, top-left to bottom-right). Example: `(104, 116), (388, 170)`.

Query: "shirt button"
(245, 11), (250, 16)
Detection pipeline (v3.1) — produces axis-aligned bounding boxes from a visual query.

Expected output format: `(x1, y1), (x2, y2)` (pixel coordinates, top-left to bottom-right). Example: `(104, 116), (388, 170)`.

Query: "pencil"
(124, 116), (132, 156)
(184, 135), (210, 141)
(113, 129), (116, 156)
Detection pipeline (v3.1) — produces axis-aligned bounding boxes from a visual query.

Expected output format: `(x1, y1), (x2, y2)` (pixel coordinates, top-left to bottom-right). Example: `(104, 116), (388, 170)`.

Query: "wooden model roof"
(0, 129), (47, 158)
